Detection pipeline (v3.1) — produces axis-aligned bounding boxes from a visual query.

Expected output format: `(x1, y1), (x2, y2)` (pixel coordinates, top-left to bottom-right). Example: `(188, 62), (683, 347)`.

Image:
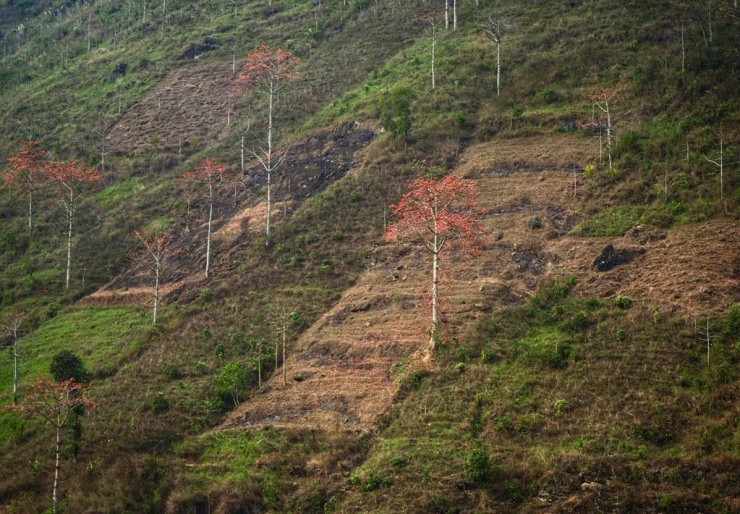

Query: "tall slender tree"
(385, 175), (486, 353)
(134, 228), (179, 323)
(3, 140), (48, 231)
(180, 160), (230, 279)
(3, 311), (26, 405)
(4, 377), (96, 514)
(235, 45), (301, 245)
(482, 12), (513, 97)
(44, 161), (101, 289)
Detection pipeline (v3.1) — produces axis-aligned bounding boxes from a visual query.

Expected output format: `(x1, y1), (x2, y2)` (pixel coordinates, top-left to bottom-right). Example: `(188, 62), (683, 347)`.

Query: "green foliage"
(378, 87), (415, 140)
(151, 392), (170, 414)
(463, 448), (491, 485)
(49, 350), (91, 384)
(613, 294), (632, 309)
(215, 360), (249, 406)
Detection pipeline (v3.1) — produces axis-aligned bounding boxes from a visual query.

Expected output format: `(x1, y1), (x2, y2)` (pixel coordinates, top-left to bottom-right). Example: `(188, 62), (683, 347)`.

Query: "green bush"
(613, 294), (632, 309)
(50, 350), (92, 384)
(152, 392), (170, 414)
(463, 448), (492, 485)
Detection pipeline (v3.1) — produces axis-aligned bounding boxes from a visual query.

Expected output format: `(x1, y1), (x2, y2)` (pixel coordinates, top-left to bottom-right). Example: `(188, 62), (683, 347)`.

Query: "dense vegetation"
(1, 0), (738, 512)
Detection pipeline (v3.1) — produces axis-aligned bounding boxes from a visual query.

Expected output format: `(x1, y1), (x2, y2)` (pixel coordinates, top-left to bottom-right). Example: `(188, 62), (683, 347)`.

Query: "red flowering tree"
(134, 229), (180, 324)
(235, 45), (301, 245)
(4, 377), (96, 514)
(385, 175), (486, 352)
(3, 140), (49, 231)
(180, 159), (230, 279)
(44, 161), (101, 290)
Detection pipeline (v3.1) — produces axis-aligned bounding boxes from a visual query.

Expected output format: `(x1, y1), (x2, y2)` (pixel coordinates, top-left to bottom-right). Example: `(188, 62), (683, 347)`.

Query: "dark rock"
(112, 62), (127, 77)
(528, 216), (543, 229)
(593, 244), (633, 271)
(180, 38), (219, 60)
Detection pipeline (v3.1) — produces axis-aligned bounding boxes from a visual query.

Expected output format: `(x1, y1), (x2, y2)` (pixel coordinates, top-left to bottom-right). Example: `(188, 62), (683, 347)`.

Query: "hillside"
(1, 0), (739, 513)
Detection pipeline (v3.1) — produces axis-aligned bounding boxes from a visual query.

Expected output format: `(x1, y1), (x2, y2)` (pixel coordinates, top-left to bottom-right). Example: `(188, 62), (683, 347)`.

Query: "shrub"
(152, 392), (170, 414)
(164, 364), (180, 380)
(613, 294), (632, 309)
(553, 399), (570, 417)
(463, 448), (492, 485)
(455, 362), (467, 373)
(50, 350), (91, 384)
(538, 87), (557, 104)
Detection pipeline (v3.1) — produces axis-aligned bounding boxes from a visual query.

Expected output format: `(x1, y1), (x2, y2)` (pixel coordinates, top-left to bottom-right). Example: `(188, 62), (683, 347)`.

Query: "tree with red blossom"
(4, 377), (96, 514)
(3, 140), (49, 231)
(180, 159), (230, 279)
(134, 228), (180, 324)
(385, 174), (486, 352)
(44, 161), (101, 290)
(235, 45), (301, 245)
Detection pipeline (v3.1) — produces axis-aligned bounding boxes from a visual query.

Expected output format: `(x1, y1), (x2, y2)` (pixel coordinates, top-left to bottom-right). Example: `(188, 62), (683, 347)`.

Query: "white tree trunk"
(431, 24), (436, 90)
(12, 324), (19, 405)
(453, 0), (457, 31)
(53, 424), (61, 514)
(445, 0), (449, 29)
(28, 189), (33, 232)
(265, 85), (274, 245)
(205, 183), (213, 279)
(153, 265), (160, 324)
(282, 322), (287, 386)
(496, 41), (501, 96)
(430, 213), (439, 352)
(65, 207), (73, 290)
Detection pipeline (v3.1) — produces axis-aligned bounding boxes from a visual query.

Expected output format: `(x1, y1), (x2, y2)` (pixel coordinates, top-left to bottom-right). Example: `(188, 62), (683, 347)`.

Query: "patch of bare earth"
(222, 134), (738, 432)
(107, 62), (235, 154)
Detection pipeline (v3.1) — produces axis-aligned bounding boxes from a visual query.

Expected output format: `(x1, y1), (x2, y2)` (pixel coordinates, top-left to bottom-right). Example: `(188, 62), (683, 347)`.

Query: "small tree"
(379, 87), (415, 142)
(235, 45), (301, 245)
(703, 130), (736, 203)
(482, 11), (514, 97)
(269, 305), (298, 386)
(583, 85), (628, 171)
(385, 175), (486, 352)
(50, 350), (91, 384)
(134, 228), (180, 324)
(3, 140), (48, 231)
(418, 12), (440, 90)
(4, 377), (96, 514)
(44, 161), (101, 290)
(3, 311), (26, 405)
(215, 360), (248, 406)
(180, 160), (230, 279)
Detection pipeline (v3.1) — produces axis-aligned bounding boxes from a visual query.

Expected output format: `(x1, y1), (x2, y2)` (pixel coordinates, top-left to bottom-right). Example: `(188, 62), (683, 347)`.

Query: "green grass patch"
(93, 178), (147, 209)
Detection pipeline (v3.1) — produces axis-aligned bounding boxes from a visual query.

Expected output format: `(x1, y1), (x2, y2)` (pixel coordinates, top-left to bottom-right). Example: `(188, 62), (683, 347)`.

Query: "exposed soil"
(79, 120), (376, 306)
(221, 134), (739, 432)
(83, 132), (739, 432)
(107, 62), (236, 155)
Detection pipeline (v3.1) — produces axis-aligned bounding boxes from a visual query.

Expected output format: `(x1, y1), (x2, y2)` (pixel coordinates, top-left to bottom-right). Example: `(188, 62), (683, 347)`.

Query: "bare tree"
(703, 129), (736, 204)
(269, 305), (297, 386)
(134, 229), (179, 324)
(44, 161), (101, 289)
(235, 46), (301, 245)
(418, 12), (440, 90)
(482, 11), (513, 96)
(3, 311), (26, 405)
(180, 160), (231, 279)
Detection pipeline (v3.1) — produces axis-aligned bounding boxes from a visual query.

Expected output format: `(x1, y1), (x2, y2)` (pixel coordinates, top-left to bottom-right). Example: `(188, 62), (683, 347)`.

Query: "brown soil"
(107, 62), (236, 154)
(221, 134), (738, 433)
